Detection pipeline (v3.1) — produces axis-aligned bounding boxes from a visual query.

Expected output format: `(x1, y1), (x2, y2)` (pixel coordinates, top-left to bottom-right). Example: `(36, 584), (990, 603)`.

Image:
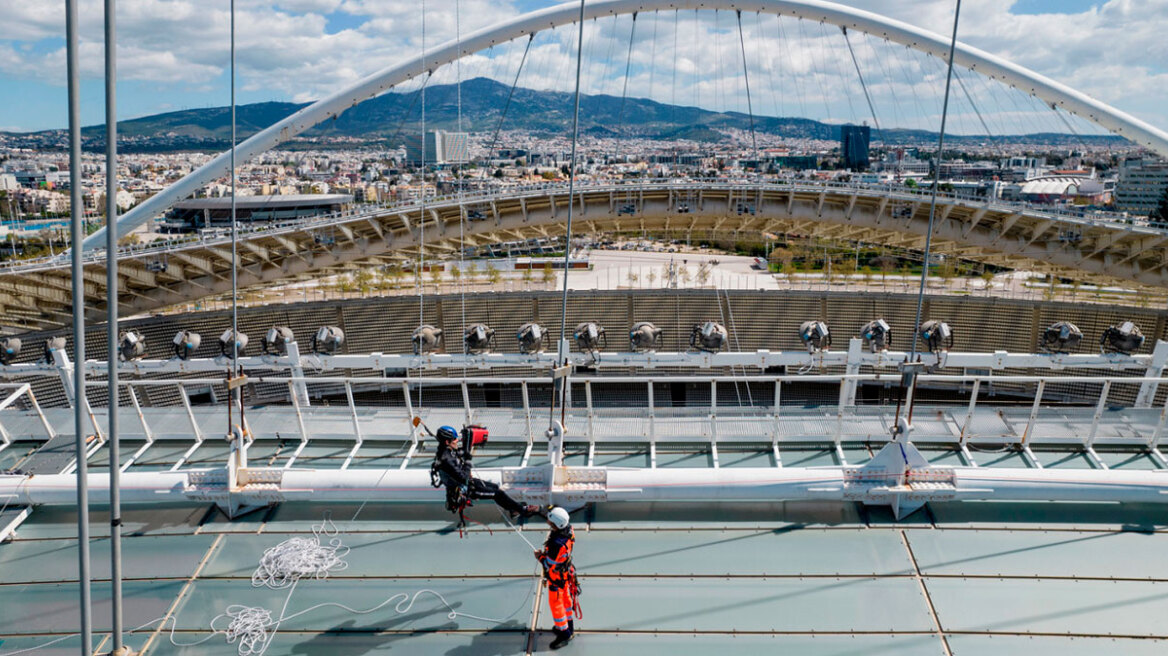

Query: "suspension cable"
(487, 35), (534, 161)
(909, 0), (962, 362)
(841, 26), (882, 136)
(553, 0), (587, 431)
(736, 10), (759, 160)
(616, 12), (639, 131)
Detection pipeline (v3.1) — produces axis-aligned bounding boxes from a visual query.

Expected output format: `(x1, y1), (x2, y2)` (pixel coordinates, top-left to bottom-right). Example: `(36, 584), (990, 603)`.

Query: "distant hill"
(1, 77), (1127, 151)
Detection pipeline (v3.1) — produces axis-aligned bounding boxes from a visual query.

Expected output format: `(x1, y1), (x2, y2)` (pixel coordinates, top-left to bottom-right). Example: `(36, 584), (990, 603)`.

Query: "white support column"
(839, 338), (863, 406)
(1135, 340), (1168, 408)
(522, 381), (534, 444)
(120, 385), (153, 472)
(178, 384), (203, 441)
(51, 347), (75, 408)
(1150, 390), (1168, 450)
(285, 341), (310, 407)
(772, 379), (783, 467)
(1087, 380), (1111, 448)
(461, 381), (472, 426)
(710, 380), (719, 468)
(341, 381), (362, 470)
(400, 381), (418, 470)
(26, 389), (56, 441)
(1022, 380), (1045, 446)
(959, 379), (980, 445)
(648, 381), (657, 469)
(585, 381), (594, 446)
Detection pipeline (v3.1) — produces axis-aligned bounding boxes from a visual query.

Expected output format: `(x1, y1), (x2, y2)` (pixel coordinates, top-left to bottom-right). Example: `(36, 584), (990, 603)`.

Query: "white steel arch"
(85, 0), (1168, 250)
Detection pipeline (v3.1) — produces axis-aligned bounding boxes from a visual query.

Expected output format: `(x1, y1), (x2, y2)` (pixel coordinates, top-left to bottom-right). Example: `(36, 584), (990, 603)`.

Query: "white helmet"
(547, 506), (570, 529)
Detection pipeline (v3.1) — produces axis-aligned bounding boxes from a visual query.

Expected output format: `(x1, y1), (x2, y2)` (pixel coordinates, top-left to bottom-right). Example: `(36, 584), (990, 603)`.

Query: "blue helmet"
(436, 425), (459, 443)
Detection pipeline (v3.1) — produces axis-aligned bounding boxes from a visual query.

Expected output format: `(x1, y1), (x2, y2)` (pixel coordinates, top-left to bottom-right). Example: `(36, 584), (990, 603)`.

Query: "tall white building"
(404, 130), (470, 166)
(1115, 157), (1168, 216)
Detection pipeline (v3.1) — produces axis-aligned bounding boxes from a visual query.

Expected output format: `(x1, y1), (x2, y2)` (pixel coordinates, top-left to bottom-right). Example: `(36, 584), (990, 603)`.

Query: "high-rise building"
(404, 130), (470, 166)
(840, 124), (871, 171)
(1115, 158), (1168, 216)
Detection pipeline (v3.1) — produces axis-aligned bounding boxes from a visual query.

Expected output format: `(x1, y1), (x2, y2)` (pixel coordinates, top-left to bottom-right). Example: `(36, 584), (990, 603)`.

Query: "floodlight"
(172, 330), (201, 360)
(412, 325), (443, 355)
(629, 321), (662, 352)
(919, 320), (953, 353)
(312, 326), (345, 355)
(118, 330), (147, 362)
(218, 329), (249, 359)
(689, 321), (727, 352)
(1100, 321), (1144, 355)
(464, 323), (496, 354)
(0, 337), (21, 365)
(799, 320), (831, 353)
(574, 322), (607, 353)
(43, 337), (66, 363)
(860, 319), (891, 353)
(517, 322), (546, 354)
(1039, 321), (1082, 354)
(261, 326), (295, 355)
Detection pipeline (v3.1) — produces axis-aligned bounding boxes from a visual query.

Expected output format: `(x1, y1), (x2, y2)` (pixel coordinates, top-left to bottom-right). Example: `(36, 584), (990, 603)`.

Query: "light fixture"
(919, 320), (953, 353)
(118, 330), (147, 361)
(517, 322), (546, 354)
(261, 326), (295, 355)
(573, 322), (606, 353)
(1100, 321), (1144, 355)
(464, 323), (496, 354)
(689, 321), (727, 352)
(412, 325), (443, 355)
(0, 337), (21, 365)
(312, 326), (345, 355)
(860, 319), (891, 353)
(629, 321), (662, 352)
(1039, 321), (1082, 354)
(43, 337), (66, 363)
(218, 329), (249, 359)
(799, 320), (831, 353)
(172, 330), (201, 361)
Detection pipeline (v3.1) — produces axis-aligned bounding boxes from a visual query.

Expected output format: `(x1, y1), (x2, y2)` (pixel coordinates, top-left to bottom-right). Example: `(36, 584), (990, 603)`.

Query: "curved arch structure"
(3, 180), (1164, 329)
(83, 0), (1168, 251)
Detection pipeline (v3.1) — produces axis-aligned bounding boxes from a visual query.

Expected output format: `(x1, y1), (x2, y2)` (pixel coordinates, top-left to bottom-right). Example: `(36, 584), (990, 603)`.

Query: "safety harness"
(542, 528), (583, 619)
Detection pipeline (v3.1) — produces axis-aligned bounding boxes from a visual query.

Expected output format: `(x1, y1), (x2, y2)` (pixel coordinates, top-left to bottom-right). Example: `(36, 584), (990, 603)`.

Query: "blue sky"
(0, 0), (1163, 135)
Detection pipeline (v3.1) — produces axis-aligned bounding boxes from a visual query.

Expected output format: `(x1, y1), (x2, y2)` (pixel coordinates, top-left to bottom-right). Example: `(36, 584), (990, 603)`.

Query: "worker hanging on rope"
(535, 506), (581, 650)
(430, 425), (538, 528)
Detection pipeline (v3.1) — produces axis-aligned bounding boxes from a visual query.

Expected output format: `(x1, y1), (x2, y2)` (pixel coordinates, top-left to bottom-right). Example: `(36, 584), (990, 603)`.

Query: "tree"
(981, 270), (995, 295)
(905, 178), (918, 189)
(541, 262), (556, 286)
(486, 263), (502, 286)
(696, 263), (711, 286)
(1150, 187), (1168, 225)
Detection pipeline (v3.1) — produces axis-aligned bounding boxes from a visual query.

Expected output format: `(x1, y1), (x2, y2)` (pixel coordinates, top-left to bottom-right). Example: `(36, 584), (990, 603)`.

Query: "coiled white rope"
(1, 512), (541, 656)
(251, 515), (348, 589)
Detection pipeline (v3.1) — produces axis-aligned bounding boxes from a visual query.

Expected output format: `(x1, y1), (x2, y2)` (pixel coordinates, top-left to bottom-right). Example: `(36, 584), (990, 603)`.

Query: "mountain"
(0, 77), (1127, 151)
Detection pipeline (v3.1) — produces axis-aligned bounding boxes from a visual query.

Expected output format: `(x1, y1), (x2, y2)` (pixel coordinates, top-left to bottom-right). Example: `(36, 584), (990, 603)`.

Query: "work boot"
(549, 627), (574, 650)
(568, 619), (574, 633)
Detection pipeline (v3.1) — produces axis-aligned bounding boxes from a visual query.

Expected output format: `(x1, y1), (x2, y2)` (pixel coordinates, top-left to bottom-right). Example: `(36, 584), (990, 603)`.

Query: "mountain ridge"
(1, 77), (1126, 152)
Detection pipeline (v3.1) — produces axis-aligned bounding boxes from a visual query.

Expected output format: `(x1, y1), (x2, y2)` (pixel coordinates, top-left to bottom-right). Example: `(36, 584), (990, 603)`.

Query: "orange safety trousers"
(546, 583), (575, 631)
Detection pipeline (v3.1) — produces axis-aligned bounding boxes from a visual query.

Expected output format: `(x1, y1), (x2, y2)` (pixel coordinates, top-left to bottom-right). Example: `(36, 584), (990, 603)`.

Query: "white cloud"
(0, 0), (1163, 134)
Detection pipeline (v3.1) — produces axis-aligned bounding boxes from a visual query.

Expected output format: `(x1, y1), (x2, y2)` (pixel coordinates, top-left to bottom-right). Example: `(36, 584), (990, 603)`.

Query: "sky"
(0, 0), (1165, 137)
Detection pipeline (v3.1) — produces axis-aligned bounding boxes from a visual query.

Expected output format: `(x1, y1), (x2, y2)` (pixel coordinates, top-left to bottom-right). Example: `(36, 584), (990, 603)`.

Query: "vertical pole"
(909, 0), (961, 360)
(66, 0), (93, 652)
(229, 0), (241, 430)
(553, 0), (587, 430)
(103, 0), (125, 651)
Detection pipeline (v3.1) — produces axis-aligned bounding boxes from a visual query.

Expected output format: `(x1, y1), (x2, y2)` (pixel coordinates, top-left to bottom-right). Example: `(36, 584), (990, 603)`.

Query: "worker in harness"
(535, 506), (581, 650)
(430, 425), (537, 522)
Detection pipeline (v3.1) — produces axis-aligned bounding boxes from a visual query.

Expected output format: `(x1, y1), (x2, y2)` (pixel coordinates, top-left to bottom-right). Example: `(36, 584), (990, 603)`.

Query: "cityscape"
(2, 2), (1168, 656)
